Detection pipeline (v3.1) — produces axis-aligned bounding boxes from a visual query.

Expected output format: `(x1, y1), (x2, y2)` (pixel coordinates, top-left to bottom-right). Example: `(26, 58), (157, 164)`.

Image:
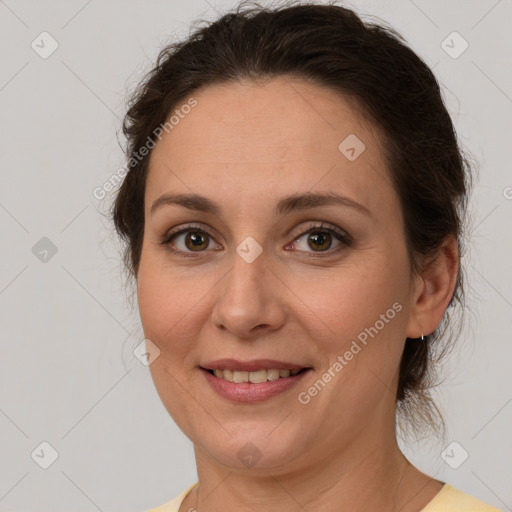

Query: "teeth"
(267, 369), (280, 381)
(210, 368), (302, 382)
(249, 369), (267, 383)
(233, 371), (249, 383)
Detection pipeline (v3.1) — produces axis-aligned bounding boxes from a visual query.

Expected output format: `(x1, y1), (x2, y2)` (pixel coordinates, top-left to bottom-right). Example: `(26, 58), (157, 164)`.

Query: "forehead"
(145, 76), (394, 217)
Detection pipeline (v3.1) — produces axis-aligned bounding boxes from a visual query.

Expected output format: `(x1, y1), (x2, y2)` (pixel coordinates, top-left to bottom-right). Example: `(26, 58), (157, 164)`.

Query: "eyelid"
(162, 222), (214, 243)
(160, 221), (352, 257)
(289, 221), (351, 244)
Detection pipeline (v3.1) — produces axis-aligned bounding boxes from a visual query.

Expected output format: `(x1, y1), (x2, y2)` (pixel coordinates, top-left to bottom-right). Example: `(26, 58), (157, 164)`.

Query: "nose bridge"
(211, 239), (286, 337)
(224, 240), (268, 308)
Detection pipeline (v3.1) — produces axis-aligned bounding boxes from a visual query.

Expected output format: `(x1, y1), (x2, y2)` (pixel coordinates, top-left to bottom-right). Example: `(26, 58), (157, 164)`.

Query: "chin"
(194, 426), (308, 472)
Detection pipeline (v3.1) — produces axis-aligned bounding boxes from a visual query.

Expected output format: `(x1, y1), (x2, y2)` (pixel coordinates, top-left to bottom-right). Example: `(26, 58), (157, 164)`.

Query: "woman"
(113, 1), (500, 510)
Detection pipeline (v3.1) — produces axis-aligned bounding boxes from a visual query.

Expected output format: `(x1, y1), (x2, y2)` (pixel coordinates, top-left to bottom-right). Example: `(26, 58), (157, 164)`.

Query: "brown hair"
(112, 0), (472, 439)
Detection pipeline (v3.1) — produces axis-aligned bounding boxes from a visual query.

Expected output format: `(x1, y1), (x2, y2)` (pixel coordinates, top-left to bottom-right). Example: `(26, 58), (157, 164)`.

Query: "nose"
(210, 248), (288, 340)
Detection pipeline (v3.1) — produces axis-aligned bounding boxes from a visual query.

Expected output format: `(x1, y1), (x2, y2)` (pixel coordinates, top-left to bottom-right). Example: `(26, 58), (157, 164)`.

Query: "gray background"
(0, 0), (511, 510)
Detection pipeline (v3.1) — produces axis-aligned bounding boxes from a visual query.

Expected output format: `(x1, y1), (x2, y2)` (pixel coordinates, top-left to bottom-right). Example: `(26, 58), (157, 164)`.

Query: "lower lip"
(201, 368), (311, 402)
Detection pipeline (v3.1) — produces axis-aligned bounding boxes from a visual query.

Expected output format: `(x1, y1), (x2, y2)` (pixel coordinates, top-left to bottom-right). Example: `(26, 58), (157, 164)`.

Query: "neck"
(181, 418), (440, 512)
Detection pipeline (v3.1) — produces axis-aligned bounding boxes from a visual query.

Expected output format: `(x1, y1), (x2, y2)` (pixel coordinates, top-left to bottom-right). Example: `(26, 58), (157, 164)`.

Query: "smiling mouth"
(201, 367), (308, 383)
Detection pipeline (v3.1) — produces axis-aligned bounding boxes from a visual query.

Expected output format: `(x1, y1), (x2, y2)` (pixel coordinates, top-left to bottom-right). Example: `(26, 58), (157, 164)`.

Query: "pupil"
(187, 232), (207, 250)
(309, 231), (331, 251)
(184, 230), (333, 252)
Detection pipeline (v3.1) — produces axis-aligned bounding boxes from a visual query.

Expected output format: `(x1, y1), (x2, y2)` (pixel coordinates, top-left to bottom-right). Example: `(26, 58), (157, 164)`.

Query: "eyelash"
(160, 222), (353, 259)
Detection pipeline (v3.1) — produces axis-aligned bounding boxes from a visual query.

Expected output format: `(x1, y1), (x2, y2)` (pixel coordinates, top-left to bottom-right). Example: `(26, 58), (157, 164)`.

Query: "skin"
(137, 76), (459, 511)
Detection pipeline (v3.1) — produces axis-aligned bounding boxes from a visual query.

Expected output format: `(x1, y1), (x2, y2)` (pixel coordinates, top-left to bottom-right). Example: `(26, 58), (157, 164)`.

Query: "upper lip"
(201, 359), (310, 372)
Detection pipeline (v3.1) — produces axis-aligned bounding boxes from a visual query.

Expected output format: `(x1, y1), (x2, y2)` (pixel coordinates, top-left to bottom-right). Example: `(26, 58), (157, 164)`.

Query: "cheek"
(300, 260), (407, 343)
(137, 223), (411, 361)
(137, 249), (221, 370)
(137, 254), (194, 358)
(137, 257), (207, 428)
(296, 265), (409, 415)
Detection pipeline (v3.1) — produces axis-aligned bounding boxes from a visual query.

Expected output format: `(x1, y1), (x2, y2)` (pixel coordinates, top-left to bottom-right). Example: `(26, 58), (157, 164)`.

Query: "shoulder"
(144, 483), (198, 512)
(421, 483), (502, 512)
(143, 481), (501, 512)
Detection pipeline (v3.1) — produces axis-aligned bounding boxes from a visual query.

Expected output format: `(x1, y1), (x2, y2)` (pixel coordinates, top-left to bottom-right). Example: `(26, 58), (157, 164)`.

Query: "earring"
(421, 333), (424, 341)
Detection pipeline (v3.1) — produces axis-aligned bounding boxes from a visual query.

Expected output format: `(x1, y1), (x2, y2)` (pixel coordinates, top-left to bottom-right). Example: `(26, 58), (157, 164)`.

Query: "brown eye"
(184, 231), (209, 251)
(160, 222), (226, 258)
(162, 222), (350, 259)
(307, 230), (332, 251)
(289, 223), (352, 257)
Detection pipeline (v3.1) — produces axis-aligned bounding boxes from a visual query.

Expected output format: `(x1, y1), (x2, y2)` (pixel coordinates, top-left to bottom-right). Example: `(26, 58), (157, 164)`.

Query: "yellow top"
(145, 482), (501, 512)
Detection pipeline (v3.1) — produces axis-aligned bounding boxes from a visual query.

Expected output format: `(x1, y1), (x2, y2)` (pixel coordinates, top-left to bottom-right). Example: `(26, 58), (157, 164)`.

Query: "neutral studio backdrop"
(1, 0), (511, 510)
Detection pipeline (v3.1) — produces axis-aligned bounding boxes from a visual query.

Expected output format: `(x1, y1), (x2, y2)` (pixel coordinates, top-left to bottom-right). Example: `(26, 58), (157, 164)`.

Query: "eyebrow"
(150, 191), (371, 217)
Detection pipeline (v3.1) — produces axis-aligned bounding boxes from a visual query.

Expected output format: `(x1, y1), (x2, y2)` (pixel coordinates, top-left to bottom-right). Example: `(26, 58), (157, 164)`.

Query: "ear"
(406, 234), (459, 339)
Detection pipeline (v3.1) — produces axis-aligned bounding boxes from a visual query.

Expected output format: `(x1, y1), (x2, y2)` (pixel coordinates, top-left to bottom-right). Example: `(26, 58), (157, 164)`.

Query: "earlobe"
(406, 235), (459, 339)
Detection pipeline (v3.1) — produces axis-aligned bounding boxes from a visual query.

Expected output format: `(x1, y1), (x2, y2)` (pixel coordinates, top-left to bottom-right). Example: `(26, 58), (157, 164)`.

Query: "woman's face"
(137, 76), (423, 472)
